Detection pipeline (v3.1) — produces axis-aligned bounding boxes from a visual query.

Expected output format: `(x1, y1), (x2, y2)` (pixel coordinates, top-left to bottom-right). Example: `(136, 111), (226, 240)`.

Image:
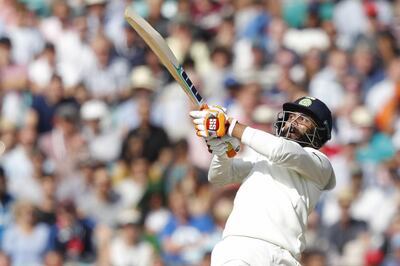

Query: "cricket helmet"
(275, 96), (332, 149)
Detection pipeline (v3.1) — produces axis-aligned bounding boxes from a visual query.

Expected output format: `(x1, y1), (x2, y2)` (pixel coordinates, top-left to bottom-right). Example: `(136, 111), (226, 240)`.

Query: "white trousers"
(211, 236), (301, 266)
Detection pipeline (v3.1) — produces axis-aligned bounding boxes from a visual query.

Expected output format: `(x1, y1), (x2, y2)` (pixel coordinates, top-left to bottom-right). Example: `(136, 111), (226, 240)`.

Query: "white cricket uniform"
(209, 127), (336, 266)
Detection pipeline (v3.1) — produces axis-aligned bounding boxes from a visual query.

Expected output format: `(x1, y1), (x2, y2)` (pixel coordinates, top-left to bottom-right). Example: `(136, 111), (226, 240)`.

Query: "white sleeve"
(208, 154), (255, 186)
(241, 127), (335, 190)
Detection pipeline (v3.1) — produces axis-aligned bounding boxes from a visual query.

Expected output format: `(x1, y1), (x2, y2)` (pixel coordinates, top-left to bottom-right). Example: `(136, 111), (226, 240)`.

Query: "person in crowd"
(36, 173), (58, 225)
(29, 74), (65, 134)
(48, 200), (95, 264)
(109, 208), (155, 266)
(0, 36), (28, 127)
(115, 157), (149, 208)
(78, 164), (121, 227)
(0, 167), (13, 241)
(84, 33), (130, 102)
(80, 99), (122, 162)
(327, 188), (368, 255)
(2, 200), (50, 265)
(38, 103), (88, 178)
(121, 96), (170, 163)
(1, 124), (43, 203)
(159, 189), (214, 266)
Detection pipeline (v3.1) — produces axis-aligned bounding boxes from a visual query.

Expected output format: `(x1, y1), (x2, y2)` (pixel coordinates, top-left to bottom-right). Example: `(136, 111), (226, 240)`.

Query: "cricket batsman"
(190, 96), (336, 265)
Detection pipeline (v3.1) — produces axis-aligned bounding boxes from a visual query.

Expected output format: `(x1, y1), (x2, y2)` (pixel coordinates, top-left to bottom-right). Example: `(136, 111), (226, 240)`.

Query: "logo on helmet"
(298, 98), (313, 107)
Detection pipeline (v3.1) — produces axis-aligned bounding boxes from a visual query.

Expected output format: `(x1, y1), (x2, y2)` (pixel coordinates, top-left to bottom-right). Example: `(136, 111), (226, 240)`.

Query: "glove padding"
(190, 105), (229, 138)
(206, 135), (240, 157)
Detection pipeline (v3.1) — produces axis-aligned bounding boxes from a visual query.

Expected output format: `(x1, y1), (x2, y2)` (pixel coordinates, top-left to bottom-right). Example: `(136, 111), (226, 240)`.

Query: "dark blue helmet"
(275, 96), (332, 149)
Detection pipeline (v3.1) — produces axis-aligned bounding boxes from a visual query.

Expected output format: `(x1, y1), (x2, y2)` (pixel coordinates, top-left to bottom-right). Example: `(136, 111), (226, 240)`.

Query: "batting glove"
(206, 136), (240, 157)
(190, 105), (229, 138)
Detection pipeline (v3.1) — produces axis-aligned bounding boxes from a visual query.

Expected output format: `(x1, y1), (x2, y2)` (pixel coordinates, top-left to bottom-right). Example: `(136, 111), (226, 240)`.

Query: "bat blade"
(124, 7), (204, 107)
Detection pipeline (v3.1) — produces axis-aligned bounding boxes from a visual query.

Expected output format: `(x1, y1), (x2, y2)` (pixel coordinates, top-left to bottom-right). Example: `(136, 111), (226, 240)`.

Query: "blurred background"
(0, 0), (400, 265)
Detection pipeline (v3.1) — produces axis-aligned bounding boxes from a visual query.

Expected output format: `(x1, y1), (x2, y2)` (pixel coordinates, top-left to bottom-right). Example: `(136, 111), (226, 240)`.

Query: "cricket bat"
(124, 7), (237, 157)
(124, 7), (203, 107)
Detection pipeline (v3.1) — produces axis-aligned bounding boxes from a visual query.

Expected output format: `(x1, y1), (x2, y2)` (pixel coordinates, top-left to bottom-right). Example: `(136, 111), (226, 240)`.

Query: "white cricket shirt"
(208, 127), (336, 260)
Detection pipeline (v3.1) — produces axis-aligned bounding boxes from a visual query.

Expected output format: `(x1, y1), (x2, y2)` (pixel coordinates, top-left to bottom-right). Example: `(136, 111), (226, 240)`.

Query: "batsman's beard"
(281, 123), (310, 143)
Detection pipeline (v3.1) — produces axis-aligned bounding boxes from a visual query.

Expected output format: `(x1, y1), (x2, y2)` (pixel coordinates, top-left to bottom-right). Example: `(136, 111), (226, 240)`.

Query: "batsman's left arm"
(238, 126), (335, 190)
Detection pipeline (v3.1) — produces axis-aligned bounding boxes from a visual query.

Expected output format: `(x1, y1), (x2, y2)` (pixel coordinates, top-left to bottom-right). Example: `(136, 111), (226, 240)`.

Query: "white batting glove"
(206, 135), (240, 157)
(190, 105), (229, 138)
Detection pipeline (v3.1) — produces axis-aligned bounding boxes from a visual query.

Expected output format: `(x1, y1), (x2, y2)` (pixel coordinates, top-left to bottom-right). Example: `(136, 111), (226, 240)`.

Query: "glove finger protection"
(189, 106), (229, 138)
(191, 105), (239, 157)
(205, 136), (240, 157)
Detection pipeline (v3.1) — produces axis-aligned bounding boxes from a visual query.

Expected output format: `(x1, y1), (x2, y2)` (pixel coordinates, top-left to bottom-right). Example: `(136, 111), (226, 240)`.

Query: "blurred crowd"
(1, 0), (400, 265)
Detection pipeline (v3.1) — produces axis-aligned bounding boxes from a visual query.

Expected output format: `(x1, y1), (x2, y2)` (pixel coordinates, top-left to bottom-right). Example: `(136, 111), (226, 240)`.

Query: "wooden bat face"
(124, 7), (204, 107)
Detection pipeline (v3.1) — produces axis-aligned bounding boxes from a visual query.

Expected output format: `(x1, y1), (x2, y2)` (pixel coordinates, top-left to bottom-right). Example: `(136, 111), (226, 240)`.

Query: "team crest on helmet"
(299, 98), (313, 107)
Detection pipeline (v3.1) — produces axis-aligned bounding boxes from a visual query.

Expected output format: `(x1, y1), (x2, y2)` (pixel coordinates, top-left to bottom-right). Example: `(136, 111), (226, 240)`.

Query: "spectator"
(113, 22), (146, 68)
(121, 96), (170, 163)
(84, 33), (130, 101)
(78, 164), (121, 227)
(56, 158), (97, 203)
(0, 36), (28, 126)
(6, 3), (44, 65)
(80, 99), (122, 162)
(155, 59), (197, 142)
(28, 42), (57, 94)
(164, 139), (207, 194)
(201, 46), (233, 105)
(55, 13), (93, 89)
(228, 81), (262, 125)
(142, 189), (169, 253)
(309, 49), (347, 114)
(159, 189), (214, 266)
(48, 201), (95, 264)
(2, 200), (50, 266)
(84, 0), (107, 41)
(366, 58), (400, 118)
(146, 0), (173, 37)
(38, 103), (87, 178)
(36, 174), (57, 225)
(1, 125), (43, 203)
(205, 196), (233, 252)
(109, 208), (155, 266)
(115, 157), (148, 208)
(39, 0), (71, 44)
(0, 119), (17, 154)
(302, 48), (324, 88)
(0, 167), (13, 241)
(114, 65), (158, 132)
(350, 42), (384, 97)
(304, 210), (330, 254)
(29, 74), (64, 134)
(327, 188), (368, 255)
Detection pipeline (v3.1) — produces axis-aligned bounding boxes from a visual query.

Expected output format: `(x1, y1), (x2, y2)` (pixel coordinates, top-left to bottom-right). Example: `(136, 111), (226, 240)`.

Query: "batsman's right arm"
(208, 154), (254, 186)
